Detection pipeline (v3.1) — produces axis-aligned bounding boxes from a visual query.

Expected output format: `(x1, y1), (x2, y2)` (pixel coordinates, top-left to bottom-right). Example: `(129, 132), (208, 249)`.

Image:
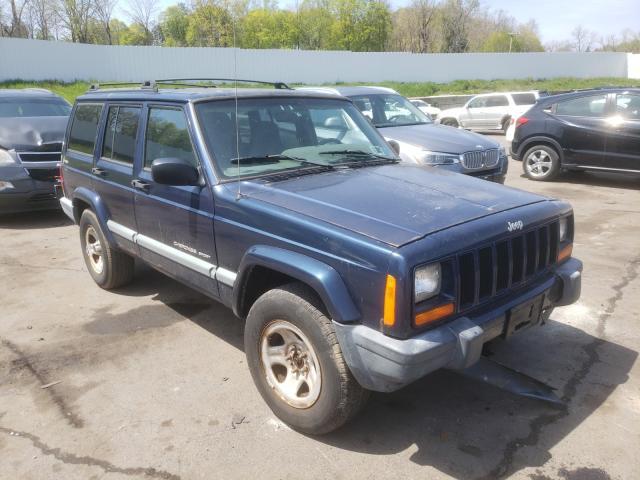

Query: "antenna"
(233, 19), (241, 200)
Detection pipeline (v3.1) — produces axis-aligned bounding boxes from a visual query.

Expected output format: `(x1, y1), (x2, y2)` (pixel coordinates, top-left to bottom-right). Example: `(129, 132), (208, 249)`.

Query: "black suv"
(0, 89), (71, 214)
(511, 88), (640, 181)
(60, 80), (582, 434)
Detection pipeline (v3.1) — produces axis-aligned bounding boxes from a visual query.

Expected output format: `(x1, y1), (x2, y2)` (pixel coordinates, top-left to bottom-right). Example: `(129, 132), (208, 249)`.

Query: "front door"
(133, 104), (218, 296)
(605, 93), (640, 172)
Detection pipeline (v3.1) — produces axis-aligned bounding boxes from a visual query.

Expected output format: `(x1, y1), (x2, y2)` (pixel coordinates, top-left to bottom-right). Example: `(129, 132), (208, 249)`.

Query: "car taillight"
(516, 117), (529, 128)
(57, 163), (65, 196)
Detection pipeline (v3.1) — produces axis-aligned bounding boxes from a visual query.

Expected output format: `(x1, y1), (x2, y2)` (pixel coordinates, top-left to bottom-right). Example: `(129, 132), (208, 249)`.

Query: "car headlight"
(415, 263), (441, 303)
(499, 146), (507, 157)
(0, 149), (18, 166)
(559, 216), (569, 242)
(0, 181), (14, 191)
(417, 151), (461, 165)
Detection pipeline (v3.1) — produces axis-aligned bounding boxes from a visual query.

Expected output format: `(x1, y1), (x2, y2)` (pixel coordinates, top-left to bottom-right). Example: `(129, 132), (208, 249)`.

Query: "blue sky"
(152, 0), (640, 44)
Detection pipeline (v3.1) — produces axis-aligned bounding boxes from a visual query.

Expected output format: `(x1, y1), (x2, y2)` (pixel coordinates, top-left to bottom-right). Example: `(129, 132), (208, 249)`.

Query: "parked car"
(511, 88), (640, 181)
(410, 98), (441, 119)
(299, 86), (508, 183)
(438, 91), (539, 133)
(0, 89), (71, 214)
(60, 80), (582, 434)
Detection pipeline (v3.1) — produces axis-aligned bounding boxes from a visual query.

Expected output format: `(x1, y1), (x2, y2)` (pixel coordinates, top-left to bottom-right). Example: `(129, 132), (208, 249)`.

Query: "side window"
(512, 93), (537, 106)
(145, 107), (197, 168)
(616, 94), (640, 120)
(486, 95), (509, 107)
(468, 97), (487, 109)
(68, 103), (103, 155)
(555, 95), (608, 118)
(101, 106), (141, 164)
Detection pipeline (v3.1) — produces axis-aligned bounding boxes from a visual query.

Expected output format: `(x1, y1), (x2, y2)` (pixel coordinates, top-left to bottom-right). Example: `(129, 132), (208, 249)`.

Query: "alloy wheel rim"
(260, 320), (321, 409)
(85, 226), (104, 274)
(526, 150), (553, 178)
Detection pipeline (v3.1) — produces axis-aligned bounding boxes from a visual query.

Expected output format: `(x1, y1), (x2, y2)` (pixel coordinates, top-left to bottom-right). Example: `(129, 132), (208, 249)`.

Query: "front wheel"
(522, 145), (560, 181)
(244, 283), (369, 435)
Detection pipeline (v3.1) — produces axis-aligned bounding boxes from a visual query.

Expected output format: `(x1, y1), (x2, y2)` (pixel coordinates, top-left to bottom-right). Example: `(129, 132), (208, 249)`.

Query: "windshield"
(0, 97), (71, 118)
(350, 93), (432, 128)
(196, 97), (396, 180)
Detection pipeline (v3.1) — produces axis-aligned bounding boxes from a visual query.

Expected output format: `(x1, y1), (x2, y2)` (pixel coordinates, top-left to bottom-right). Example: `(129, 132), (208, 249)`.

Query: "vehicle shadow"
(518, 170), (640, 191)
(113, 266), (637, 479)
(0, 209), (72, 230)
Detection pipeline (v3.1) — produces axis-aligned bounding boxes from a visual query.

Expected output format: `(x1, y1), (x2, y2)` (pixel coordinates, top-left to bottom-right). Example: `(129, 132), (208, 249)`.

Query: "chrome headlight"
(417, 151), (461, 165)
(0, 149), (17, 166)
(415, 263), (441, 303)
(559, 216), (569, 242)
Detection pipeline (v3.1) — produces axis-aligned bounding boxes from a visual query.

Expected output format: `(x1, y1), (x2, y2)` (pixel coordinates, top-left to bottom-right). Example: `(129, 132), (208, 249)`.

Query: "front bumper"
(335, 257), (582, 392)
(0, 165), (60, 214)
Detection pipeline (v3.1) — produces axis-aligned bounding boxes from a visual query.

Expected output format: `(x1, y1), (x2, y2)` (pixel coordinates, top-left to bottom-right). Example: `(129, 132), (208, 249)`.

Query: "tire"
(522, 145), (560, 181)
(441, 118), (459, 128)
(244, 283), (369, 435)
(79, 209), (134, 289)
(502, 117), (511, 134)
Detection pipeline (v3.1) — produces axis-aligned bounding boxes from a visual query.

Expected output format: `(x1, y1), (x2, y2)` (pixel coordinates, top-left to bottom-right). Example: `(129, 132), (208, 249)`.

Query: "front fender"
(234, 245), (360, 324)
(70, 187), (116, 245)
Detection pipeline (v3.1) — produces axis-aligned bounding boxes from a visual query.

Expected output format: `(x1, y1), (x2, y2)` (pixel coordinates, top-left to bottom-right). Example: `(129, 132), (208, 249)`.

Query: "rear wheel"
(441, 118), (459, 128)
(79, 210), (134, 289)
(502, 117), (511, 134)
(244, 283), (369, 434)
(522, 145), (560, 181)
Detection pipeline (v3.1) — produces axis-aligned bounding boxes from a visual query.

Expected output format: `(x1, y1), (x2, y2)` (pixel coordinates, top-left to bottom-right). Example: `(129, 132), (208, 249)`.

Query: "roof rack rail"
(156, 78), (292, 90)
(88, 81), (154, 92)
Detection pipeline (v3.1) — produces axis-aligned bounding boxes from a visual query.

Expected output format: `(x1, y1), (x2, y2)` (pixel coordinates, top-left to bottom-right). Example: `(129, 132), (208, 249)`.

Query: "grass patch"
(2, 77), (639, 102)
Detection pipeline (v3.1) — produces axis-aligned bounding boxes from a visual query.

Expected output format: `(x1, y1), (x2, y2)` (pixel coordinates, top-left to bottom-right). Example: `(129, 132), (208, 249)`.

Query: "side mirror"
(151, 158), (200, 186)
(387, 139), (401, 156)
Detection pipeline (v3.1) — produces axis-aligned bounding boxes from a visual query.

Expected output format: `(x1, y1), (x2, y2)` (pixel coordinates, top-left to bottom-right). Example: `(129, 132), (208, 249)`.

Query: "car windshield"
(349, 93), (432, 128)
(196, 97), (396, 180)
(0, 97), (71, 118)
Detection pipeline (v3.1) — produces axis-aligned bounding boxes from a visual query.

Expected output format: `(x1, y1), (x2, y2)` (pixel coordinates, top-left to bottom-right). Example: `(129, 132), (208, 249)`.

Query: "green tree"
(160, 4), (190, 46)
(297, 1), (334, 50)
(329, 0), (391, 51)
(240, 8), (298, 49)
(119, 22), (150, 45)
(186, 1), (233, 47)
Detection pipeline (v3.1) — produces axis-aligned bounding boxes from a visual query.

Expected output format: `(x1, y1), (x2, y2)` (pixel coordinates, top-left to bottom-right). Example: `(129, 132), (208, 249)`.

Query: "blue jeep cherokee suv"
(60, 81), (582, 434)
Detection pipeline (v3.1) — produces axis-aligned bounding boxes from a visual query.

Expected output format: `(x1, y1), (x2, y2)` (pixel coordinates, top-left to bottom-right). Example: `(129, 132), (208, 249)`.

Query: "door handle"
(131, 179), (150, 192)
(91, 167), (106, 176)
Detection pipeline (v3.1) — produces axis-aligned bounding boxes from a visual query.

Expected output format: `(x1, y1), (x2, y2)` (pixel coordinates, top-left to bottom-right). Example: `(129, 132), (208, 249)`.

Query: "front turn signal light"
(415, 302), (455, 327)
(383, 274), (396, 327)
(558, 243), (573, 263)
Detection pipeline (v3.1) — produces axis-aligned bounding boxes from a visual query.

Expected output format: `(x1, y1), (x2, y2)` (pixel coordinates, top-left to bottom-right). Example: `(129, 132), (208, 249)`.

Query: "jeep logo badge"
(507, 220), (524, 232)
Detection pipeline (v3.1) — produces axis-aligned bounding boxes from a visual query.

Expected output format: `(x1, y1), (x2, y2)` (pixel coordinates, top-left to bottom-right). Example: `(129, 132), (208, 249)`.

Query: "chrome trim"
(573, 165), (640, 173)
(60, 197), (74, 221)
(107, 220), (137, 243)
(462, 149), (500, 170)
(136, 234), (217, 278)
(20, 161), (61, 169)
(215, 267), (237, 287)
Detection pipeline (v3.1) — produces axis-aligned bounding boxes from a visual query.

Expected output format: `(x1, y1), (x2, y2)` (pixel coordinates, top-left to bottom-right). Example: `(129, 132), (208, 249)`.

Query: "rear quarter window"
(68, 103), (103, 155)
(512, 93), (537, 105)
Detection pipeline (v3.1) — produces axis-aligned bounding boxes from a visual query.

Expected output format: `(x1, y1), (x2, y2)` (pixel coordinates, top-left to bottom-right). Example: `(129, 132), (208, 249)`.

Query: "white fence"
(1, 37), (638, 83)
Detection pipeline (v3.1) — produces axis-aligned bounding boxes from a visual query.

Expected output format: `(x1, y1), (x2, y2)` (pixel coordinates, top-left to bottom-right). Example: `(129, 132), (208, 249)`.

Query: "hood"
(0, 116), (68, 151)
(241, 164), (546, 247)
(380, 123), (497, 154)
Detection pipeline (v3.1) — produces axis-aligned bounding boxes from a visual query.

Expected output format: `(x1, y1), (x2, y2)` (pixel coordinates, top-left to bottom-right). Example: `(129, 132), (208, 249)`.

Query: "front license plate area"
(504, 294), (545, 338)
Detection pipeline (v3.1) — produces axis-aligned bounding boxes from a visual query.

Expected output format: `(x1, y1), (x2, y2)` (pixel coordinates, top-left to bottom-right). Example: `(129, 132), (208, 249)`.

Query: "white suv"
(437, 92), (538, 133)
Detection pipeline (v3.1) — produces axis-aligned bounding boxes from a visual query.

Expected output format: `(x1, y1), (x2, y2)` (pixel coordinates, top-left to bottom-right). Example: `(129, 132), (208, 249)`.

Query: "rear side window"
(102, 106), (141, 164)
(512, 93), (537, 105)
(616, 94), (640, 120)
(145, 107), (197, 168)
(68, 104), (103, 155)
(555, 94), (608, 118)
(485, 95), (509, 107)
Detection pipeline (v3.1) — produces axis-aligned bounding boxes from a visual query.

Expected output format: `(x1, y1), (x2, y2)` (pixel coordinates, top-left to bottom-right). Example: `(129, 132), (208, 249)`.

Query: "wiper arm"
(319, 149), (398, 162)
(231, 154), (333, 169)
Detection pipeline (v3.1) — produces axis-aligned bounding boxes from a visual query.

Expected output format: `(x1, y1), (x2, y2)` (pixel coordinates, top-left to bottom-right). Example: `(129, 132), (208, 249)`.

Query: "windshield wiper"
(231, 154), (332, 169)
(319, 149), (398, 162)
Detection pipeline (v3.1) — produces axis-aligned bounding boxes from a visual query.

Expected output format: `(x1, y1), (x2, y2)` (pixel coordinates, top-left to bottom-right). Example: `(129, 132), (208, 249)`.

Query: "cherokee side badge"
(507, 220), (524, 232)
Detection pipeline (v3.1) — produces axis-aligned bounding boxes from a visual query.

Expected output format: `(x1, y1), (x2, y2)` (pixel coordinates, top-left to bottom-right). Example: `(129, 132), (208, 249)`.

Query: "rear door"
(133, 103), (218, 296)
(605, 92), (640, 172)
(552, 93), (610, 167)
(92, 103), (142, 255)
(63, 103), (103, 196)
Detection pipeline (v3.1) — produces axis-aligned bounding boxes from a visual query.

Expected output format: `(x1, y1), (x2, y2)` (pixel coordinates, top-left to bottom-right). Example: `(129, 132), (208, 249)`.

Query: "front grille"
(462, 149), (499, 170)
(457, 220), (559, 310)
(27, 168), (58, 182)
(17, 152), (62, 163)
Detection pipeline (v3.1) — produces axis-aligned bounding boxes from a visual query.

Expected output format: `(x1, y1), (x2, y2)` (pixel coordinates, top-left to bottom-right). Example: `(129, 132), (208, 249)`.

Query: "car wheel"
(244, 283), (369, 435)
(522, 145), (560, 181)
(441, 118), (459, 128)
(79, 209), (134, 289)
(502, 118), (511, 134)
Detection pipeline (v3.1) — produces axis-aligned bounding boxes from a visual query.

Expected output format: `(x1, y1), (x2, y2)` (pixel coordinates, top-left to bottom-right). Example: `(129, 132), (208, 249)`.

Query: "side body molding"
(234, 245), (361, 324)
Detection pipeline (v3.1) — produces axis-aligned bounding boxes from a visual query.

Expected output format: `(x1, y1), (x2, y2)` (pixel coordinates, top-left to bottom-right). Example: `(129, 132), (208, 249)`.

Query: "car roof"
(536, 87), (640, 105)
(77, 87), (346, 103)
(297, 86), (399, 97)
(0, 88), (65, 99)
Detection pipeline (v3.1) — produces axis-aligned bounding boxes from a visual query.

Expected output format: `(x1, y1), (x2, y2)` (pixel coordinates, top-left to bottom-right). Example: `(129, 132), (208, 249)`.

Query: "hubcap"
(526, 150), (553, 178)
(84, 226), (104, 274)
(260, 320), (321, 409)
